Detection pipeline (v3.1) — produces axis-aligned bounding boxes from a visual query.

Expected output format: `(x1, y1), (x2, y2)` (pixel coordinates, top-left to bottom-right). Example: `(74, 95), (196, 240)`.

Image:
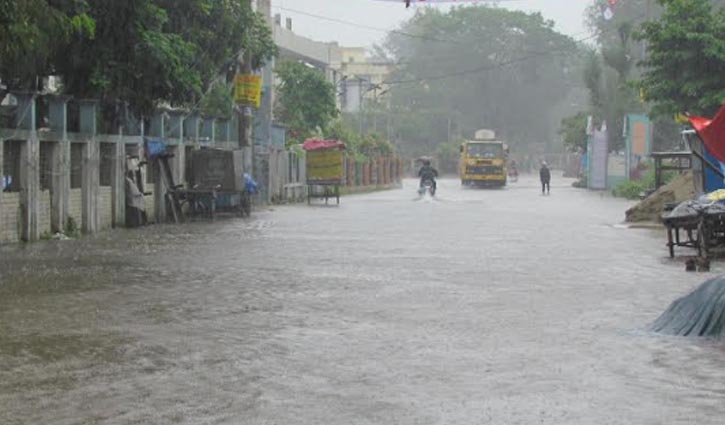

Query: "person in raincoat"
(418, 159), (438, 191)
(539, 161), (551, 195)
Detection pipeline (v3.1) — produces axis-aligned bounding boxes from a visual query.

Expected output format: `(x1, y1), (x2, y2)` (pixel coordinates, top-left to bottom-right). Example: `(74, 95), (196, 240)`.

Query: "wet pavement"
(2, 175), (725, 424)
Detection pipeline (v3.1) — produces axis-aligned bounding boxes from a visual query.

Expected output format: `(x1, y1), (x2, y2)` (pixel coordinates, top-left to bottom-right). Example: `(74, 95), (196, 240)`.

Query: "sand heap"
(625, 173), (695, 223)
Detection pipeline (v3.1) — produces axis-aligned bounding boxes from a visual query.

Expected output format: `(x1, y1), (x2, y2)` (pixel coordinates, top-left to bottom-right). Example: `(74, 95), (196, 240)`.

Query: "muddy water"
(2, 176), (725, 424)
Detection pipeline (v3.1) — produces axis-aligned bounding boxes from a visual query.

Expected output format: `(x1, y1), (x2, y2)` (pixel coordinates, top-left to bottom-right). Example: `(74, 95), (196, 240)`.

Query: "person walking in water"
(539, 161), (551, 195)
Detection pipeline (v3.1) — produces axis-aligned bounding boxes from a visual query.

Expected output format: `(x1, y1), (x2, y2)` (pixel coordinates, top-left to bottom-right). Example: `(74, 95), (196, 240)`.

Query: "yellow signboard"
(674, 113), (689, 124)
(234, 74), (262, 108)
(306, 149), (344, 182)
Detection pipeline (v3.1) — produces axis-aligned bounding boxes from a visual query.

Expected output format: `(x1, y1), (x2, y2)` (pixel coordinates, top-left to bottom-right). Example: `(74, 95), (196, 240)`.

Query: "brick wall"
(98, 186), (113, 229)
(68, 188), (83, 229)
(38, 190), (52, 236)
(0, 193), (20, 243)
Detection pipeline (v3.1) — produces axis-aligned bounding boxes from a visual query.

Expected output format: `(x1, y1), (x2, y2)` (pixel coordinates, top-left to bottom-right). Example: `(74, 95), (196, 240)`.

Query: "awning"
(689, 104), (725, 164)
(302, 139), (346, 151)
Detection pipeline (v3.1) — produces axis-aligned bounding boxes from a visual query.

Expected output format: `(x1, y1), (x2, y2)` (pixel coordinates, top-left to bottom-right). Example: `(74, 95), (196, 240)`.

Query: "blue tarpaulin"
(144, 138), (167, 159)
(704, 148), (725, 193)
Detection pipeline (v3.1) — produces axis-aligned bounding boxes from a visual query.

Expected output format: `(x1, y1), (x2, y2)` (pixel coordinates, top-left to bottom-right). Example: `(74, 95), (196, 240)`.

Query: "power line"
(382, 10), (651, 86)
(271, 5), (467, 46)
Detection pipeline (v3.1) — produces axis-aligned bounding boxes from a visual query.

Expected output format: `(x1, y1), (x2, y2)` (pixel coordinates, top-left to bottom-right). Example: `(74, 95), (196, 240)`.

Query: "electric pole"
(238, 0), (255, 175)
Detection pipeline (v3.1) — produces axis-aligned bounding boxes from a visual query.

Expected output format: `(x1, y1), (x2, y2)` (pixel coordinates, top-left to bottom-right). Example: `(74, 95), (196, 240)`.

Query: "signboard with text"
(234, 74), (262, 108)
(306, 149), (344, 184)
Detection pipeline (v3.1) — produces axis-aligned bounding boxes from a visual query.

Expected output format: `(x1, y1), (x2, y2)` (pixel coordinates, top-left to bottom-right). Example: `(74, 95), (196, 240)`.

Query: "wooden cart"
(303, 140), (346, 205)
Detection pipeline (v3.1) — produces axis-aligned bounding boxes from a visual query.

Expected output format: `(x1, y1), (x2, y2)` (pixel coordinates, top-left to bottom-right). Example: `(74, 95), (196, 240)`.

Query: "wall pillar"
(168, 111), (185, 186)
(112, 130), (126, 228)
(15, 92), (39, 241)
(149, 110), (167, 222)
(48, 95), (70, 233)
(79, 99), (99, 233)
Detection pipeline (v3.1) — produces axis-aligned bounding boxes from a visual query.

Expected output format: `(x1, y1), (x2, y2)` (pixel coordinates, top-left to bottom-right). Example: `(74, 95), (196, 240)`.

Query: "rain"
(2, 0), (725, 424)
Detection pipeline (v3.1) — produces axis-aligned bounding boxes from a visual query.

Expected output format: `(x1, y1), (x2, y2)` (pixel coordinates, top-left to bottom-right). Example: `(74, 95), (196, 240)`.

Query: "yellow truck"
(459, 129), (508, 187)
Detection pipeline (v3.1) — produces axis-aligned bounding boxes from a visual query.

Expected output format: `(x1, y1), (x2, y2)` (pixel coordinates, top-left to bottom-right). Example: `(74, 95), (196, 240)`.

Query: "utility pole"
(238, 0), (255, 175)
(358, 78), (364, 135)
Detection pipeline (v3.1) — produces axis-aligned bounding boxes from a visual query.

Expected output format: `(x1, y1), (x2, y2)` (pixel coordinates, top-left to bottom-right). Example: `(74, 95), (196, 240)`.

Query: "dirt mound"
(625, 172), (695, 223)
(651, 277), (725, 338)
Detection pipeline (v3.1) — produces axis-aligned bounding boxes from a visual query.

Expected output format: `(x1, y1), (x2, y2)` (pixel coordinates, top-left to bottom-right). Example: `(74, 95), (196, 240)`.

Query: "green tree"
(1, 0), (276, 119)
(558, 112), (588, 152)
(274, 61), (338, 144)
(435, 140), (462, 174)
(0, 0), (94, 93)
(56, 0), (275, 117)
(200, 81), (234, 119)
(635, 0), (725, 117)
(382, 6), (582, 157)
(583, 2), (648, 150)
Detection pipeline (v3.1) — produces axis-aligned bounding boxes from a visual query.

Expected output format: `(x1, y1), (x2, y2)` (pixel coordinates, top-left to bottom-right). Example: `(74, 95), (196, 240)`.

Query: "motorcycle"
(418, 178), (436, 197)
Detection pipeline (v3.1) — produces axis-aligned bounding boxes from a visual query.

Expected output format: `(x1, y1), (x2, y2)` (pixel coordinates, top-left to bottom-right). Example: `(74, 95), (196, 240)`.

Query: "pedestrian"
(539, 161), (551, 195)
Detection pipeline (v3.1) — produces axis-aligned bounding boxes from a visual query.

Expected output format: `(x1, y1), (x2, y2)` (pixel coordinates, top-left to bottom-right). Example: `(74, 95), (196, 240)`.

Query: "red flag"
(689, 104), (725, 164)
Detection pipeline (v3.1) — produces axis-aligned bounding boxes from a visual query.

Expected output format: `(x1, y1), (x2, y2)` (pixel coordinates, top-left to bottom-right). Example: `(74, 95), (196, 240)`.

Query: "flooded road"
(2, 176), (725, 424)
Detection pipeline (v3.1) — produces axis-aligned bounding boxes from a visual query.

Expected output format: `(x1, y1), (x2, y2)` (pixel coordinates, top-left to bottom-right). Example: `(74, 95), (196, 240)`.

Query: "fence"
(0, 91), (405, 243)
(255, 150), (402, 204)
(0, 92), (297, 244)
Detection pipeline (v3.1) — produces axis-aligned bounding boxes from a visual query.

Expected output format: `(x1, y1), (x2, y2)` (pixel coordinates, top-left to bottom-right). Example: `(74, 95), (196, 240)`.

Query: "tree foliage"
(635, 0), (725, 117)
(274, 61), (338, 144)
(324, 119), (394, 161)
(582, 2), (649, 150)
(558, 112), (588, 152)
(0, 0), (276, 117)
(0, 0), (94, 91)
(381, 6), (582, 156)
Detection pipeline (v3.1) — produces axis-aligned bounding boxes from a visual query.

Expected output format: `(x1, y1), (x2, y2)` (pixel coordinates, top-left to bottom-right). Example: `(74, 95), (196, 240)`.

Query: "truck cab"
(459, 129), (508, 187)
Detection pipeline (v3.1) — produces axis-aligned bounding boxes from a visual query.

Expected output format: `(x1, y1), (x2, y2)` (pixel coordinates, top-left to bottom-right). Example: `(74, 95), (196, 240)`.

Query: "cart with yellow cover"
(303, 139), (346, 205)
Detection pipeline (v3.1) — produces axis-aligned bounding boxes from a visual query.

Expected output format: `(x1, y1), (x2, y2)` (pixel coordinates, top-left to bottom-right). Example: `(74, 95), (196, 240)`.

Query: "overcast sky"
(271, 0), (591, 48)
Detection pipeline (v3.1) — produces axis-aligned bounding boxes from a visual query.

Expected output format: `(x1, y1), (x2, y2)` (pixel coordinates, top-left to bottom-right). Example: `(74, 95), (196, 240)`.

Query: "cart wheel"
(241, 196), (251, 217)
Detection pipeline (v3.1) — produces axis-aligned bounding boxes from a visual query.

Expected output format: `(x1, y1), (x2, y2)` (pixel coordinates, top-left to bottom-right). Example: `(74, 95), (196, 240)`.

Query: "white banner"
(590, 127), (608, 190)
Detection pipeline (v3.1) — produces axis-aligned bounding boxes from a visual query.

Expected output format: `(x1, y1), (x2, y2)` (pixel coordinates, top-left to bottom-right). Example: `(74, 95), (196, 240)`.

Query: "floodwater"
(2, 175), (725, 424)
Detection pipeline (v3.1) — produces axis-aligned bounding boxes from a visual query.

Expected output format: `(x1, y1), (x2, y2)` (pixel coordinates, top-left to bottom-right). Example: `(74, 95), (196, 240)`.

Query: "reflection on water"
(2, 177), (725, 424)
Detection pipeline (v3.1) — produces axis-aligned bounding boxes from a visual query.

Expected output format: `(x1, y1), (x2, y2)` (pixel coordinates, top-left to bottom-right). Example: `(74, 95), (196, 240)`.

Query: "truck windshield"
(467, 144), (502, 158)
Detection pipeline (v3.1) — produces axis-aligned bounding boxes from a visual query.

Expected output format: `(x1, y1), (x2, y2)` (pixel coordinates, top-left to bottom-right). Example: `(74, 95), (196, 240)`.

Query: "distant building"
(335, 47), (394, 113)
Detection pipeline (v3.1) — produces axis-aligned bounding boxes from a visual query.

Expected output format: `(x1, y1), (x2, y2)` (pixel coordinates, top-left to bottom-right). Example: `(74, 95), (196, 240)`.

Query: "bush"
(612, 180), (647, 199)
(611, 167), (677, 200)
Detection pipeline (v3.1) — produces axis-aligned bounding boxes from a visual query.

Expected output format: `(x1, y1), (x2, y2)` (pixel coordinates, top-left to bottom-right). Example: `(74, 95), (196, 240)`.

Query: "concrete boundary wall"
(257, 152), (403, 206)
(0, 93), (287, 244)
(0, 92), (401, 243)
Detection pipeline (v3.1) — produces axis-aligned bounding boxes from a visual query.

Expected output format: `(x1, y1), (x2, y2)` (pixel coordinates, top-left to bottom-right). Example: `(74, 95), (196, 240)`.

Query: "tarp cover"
(699, 189), (725, 203)
(664, 199), (725, 220)
(302, 139), (346, 151)
(651, 276), (725, 338)
(689, 104), (725, 164)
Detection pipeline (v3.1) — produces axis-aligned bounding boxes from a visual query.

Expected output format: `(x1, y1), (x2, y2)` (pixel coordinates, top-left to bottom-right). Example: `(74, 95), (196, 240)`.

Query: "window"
(467, 143), (503, 159)
(2, 140), (22, 192)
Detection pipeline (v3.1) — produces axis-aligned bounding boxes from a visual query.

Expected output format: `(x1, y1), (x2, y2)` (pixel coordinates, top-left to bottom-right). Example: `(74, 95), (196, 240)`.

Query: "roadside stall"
(663, 104), (725, 258)
(171, 147), (251, 220)
(303, 139), (346, 205)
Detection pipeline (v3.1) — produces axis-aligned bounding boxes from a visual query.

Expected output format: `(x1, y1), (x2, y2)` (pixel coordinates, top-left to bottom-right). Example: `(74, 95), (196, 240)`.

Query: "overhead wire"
(381, 10), (651, 86)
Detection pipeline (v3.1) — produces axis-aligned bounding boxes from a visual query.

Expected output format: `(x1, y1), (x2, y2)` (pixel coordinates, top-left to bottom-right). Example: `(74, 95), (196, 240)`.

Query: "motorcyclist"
(418, 159), (439, 192)
(509, 159), (519, 177)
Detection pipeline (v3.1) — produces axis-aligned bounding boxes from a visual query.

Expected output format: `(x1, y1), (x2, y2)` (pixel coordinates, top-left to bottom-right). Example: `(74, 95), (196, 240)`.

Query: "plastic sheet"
(651, 276), (725, 338)
(663, 199), (725, 220)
